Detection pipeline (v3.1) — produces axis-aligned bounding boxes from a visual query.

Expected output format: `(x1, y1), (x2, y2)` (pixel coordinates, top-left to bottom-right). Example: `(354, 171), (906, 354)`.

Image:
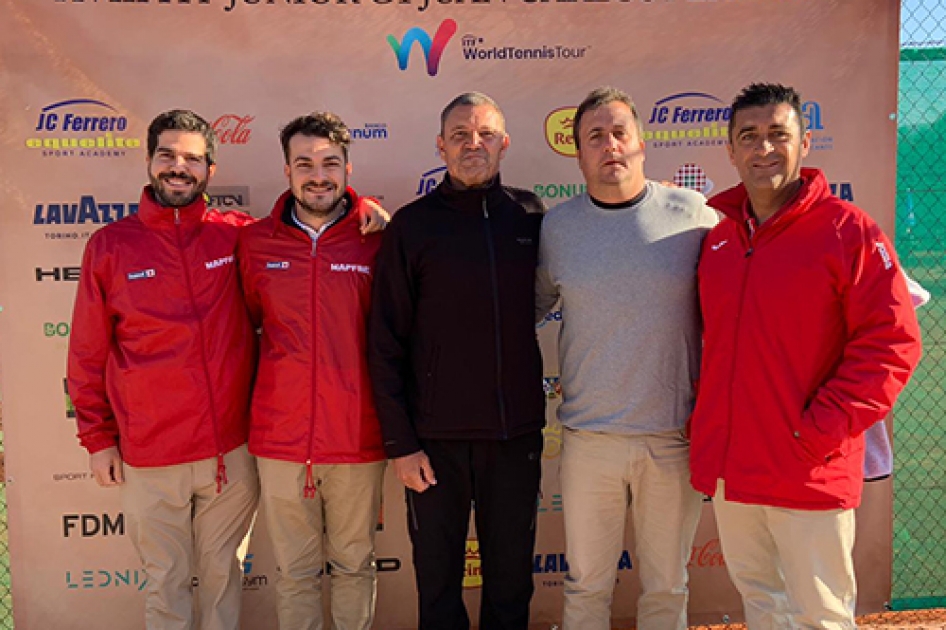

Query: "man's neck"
(586, 180), (646, 205)
(294, 198), (346, 232)
(748, 178), (803, 224)
(447, 173), (496, 191)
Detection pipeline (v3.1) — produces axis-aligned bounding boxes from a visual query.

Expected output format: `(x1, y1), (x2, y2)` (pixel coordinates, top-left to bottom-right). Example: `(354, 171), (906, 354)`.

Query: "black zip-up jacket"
(368, 174), (546, 458)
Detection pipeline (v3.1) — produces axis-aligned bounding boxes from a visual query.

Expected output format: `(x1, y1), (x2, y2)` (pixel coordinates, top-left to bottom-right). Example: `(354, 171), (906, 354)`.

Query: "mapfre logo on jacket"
(205, 255), (235, 270)
(330, 263), (371, 275)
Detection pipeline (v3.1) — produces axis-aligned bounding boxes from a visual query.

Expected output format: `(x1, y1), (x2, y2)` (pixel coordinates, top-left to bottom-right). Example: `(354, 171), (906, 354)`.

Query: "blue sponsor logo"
(34, 195), (138, 225)
(352, 123), (388, 141)
(536, 309), (562, 330)
(829, 182), (854, 202)
(416, 165), (446, 196)
(127, 269), (156, 281)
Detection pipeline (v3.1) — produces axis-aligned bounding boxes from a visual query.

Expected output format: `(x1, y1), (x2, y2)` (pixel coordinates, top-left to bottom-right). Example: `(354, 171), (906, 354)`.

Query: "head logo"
(672, 164), (714, 195)
(387, 19), (458, 76)
(545, 107), (577, 157)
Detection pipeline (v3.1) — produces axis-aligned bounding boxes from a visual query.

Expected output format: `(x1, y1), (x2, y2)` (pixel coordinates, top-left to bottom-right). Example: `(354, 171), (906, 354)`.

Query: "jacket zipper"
(482, 198), (508, 438)
(722, 218), (756, 483)
(174, 208), (227, 492)
(305, 236), (319, 499)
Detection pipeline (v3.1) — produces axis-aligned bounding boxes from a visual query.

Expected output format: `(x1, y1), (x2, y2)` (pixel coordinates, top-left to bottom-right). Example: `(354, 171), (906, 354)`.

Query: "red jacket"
(237, 189), (384, 484)
(68, 187), (257, 472)
(691, 169), (921, 510)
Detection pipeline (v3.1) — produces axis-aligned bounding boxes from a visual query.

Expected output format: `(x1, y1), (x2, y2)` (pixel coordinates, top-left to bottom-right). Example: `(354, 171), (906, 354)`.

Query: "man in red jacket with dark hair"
(237, 112), (386, 630)
(68, 109), (260, 630)
(691, 83), (922, 629)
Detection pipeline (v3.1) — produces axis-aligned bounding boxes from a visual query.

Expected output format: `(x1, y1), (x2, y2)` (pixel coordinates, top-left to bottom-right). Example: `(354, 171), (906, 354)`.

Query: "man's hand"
(90, 446), (124, 486)
(360, 198), (390, 235)
(393, 451), (437, 493)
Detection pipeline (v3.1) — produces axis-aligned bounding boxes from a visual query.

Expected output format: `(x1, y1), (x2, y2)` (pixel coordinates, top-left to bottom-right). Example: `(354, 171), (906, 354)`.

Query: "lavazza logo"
(27, 98), (141, 159)
(34, 194), (138, 242)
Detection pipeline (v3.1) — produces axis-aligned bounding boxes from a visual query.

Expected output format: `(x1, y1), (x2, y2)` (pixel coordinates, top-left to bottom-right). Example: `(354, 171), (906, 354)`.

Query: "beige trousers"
(560, 428), (703, 630)
(257, 457), (386, 630)
(713, 480), (857, 630)
(122, 445), (259, 630)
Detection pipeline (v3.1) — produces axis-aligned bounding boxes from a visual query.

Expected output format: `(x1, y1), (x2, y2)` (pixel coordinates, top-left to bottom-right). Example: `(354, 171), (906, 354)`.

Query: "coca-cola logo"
(212, 114), (254, 145)
(687, 538), (726, 569)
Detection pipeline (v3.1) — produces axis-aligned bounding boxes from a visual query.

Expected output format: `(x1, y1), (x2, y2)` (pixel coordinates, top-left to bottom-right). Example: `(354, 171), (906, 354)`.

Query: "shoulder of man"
(651, 181), (720, 226)
(502, 185), (546, 215)
(203, 207), (258, 227)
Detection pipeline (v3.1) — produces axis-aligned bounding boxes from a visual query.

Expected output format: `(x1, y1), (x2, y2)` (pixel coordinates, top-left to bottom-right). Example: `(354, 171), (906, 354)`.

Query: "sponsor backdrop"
(0, 0), (899, 627)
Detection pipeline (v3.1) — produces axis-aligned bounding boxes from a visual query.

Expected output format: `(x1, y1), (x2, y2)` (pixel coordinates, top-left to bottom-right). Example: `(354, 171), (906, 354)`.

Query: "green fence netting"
(893, 2), (946, 611)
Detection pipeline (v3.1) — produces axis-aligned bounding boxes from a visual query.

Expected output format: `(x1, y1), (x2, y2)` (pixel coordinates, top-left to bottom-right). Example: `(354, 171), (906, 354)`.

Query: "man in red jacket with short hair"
(691, 83), (922, 629)
(237, 112), (386, 630)
(69, 110), (260, 630)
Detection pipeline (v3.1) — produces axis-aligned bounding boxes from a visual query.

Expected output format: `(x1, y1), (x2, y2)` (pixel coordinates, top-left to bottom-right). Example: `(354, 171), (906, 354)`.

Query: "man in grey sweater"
(536, 87), (718, 630)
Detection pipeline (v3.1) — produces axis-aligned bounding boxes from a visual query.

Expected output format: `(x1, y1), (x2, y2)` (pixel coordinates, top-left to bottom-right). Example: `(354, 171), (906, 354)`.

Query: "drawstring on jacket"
(215, 454), (228, 494)
(304, 461), (318, 499)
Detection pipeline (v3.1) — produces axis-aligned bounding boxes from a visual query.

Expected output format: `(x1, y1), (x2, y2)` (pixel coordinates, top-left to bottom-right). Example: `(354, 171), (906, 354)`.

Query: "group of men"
(67, 82), (921, 630)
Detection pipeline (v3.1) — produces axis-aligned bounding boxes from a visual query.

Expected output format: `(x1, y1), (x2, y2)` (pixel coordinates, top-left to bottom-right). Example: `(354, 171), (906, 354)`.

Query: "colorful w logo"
(387, 19), (458, 76)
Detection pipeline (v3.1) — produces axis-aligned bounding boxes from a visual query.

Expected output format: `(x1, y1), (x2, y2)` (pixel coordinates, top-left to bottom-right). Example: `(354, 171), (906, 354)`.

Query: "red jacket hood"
(266, 187), (363, 234)
(137, 185), (206, 229)
(137, 185), (256, 228)
(707, 167), (829, 223)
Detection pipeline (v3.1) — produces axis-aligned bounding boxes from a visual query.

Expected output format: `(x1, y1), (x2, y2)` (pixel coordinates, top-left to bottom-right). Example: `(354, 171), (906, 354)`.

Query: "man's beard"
(149, 171), (207, 208)
(294, 182), (346, 218)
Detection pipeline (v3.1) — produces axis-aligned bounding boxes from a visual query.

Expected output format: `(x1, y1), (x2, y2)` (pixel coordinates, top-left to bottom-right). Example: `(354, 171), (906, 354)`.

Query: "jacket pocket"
(793, 409), (847, 466)
(421, 345), (440, 417)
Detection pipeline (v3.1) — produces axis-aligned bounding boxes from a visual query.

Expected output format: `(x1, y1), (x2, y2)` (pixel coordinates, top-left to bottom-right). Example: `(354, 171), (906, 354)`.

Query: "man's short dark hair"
(439, 92), (505, 136)
(572, 87), (643, 151)
(147, 110), (217, 165)
(728, 83), (806, 139)
(280, 112), (351, 163)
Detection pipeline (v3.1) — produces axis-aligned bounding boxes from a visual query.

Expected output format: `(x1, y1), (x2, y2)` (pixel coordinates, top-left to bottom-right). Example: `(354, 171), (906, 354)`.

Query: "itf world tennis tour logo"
(387, 19), (458, 76)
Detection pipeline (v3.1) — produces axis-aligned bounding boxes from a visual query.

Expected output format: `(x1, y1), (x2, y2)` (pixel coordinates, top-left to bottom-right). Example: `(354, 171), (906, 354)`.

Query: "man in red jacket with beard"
(237, 112), (386, 630)
(69, 110), (260, 630)
(691, 83), (922, 629)
(69, 109), (388, 630)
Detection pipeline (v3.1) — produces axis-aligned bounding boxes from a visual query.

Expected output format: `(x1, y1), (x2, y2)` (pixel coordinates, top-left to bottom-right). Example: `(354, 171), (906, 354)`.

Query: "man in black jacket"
(369, 92), (546, 630)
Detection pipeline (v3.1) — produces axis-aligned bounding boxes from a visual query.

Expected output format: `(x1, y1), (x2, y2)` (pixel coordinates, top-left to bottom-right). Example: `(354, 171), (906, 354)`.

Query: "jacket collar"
(268, 187), (360, 238)
(434, 173), (506, 214)
(709, 167), (830, 228)
(136, 185), (208, 230)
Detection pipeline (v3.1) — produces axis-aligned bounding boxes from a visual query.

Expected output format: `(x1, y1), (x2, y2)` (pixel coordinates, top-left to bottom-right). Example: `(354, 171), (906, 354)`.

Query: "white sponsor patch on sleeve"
(875, 241), (893, 270)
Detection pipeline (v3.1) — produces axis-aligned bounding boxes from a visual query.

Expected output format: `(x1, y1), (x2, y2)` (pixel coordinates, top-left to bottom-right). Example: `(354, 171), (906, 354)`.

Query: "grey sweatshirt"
(536, 182), (719, 434)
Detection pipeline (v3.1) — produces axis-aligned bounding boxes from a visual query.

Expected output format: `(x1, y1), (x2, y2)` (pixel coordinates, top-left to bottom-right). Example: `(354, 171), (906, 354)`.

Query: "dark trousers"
(406, 430), (544, 630)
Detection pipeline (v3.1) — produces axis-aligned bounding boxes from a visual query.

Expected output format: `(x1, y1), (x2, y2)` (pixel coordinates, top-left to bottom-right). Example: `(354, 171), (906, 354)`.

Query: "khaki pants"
(713, 480), (857, 630)
(257, 457), (386, 630)
(561, 428), (702, 630)
(122, 445), (259, 630)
